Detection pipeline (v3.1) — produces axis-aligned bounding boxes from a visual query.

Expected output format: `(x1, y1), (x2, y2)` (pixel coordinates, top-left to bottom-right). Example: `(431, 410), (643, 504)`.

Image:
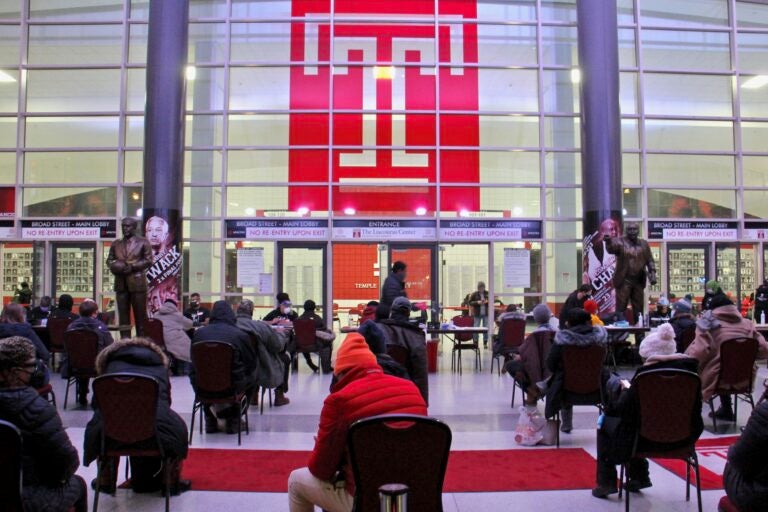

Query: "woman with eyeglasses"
(0, 336), (87, 512)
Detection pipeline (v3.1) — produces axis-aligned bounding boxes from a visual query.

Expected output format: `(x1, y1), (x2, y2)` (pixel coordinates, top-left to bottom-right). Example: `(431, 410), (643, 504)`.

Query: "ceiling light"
(244, 207), (255, 216)
(512, 206), (523, 216)
(343, 207), (356, 215)
(135, 208), (143, 217)
(185, 65), (197, 81)
(131, 192), (140, 201)
(570, 68), (581, 84)
(0, 70), (16, 83)
(297, 206), (310, 216)
(373, 66), (396, 80)
(415, 206), (427, 216)
(459, 209), (470, 218)
(742, 75), (768, 89)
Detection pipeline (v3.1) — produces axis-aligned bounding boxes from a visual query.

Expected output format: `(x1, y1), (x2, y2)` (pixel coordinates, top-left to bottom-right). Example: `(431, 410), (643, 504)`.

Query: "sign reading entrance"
(20, 219), (117, 240)
(225, 219), (329, 240)
(333, 219), (436, 241)
(439, 220), (542, 240)
(648, 221), (738, 241)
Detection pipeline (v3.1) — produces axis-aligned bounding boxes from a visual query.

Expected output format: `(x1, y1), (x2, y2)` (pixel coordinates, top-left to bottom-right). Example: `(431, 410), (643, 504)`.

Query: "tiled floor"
(55, 339), (760, 511)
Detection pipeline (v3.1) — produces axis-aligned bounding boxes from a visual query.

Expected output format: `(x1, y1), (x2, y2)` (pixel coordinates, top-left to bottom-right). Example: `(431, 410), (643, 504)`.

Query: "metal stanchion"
(379, 483), (409, 512)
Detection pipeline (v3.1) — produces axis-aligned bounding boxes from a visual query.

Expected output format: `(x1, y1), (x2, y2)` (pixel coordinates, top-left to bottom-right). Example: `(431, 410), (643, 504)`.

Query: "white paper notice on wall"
(504, 248), (530, 289)
(237, 248), (264, 288)
(258, 273), (273, 295)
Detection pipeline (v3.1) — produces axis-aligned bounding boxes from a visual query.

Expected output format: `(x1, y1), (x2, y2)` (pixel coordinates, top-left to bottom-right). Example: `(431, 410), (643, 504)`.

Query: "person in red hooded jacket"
(287, 335), (427, 512)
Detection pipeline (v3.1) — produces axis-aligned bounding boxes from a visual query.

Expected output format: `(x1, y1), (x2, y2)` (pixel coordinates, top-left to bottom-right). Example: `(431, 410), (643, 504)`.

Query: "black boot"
(204, 408), (219, 434)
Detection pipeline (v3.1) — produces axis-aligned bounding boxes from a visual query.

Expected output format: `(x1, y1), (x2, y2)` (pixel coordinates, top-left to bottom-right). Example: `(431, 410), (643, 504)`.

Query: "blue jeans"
(473, 315), (488, 344)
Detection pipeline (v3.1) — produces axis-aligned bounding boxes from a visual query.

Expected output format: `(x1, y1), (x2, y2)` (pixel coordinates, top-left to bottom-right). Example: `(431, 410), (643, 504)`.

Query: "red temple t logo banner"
(289, 0), (479, 214)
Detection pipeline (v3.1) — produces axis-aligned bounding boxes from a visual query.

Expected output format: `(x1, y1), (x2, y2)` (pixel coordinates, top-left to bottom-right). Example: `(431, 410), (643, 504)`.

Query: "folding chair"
(491, 318), (526, 375)
(554, 344), (606, 447)
(450, 315), (480, 374)
(63, 329), (99, 409)
(709, 337), (759, 431)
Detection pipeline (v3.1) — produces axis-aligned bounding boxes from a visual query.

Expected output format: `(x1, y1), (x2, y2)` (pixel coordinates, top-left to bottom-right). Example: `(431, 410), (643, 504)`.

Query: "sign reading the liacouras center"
(648, 221), (738, 241)
(333, 219), (436, 241)
(439, 220), (542, 240)
(20, 219), (117, 240)
(225, 219), (329, 240)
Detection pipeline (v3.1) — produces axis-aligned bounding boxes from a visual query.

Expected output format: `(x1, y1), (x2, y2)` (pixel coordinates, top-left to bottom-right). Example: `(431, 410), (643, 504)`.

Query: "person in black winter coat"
(669, 299), (696, 352)
(0, 336), (87, 512)
(754, 279), (768, 324)
(83, 337), (190, 495)
(63, 300), (114, 405)
(191, 300), (257, 434)
(0, 303), (50, 386)
(50, 294), (78, 321)
(559, 284), (592, 330)
(724, 400), (768, 511)
(28, 296), (53, 326)
(380, 261), (407, 307)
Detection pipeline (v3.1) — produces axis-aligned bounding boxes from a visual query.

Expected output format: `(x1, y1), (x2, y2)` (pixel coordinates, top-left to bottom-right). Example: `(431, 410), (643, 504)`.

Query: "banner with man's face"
(583, 211), (622, 315)
(143, 208), (181, 315)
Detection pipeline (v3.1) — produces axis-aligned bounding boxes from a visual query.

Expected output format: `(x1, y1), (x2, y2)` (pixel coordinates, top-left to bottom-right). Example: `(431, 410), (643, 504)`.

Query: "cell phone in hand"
(621, 379), (631, 389)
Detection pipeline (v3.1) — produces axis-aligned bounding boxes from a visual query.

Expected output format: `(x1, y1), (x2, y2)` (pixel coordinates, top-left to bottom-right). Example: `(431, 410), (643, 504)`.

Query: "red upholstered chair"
(189, 341), (250, 446)
(718, 496), (741, 512)
(91, 373), (174, 512)
(36, 383), (57, 408)
(47, 317), (72, 370)
(0, 419), (23, 512)
(62, 329), (99, 409)
(554, 344), (606, 447)
(621, 368), (703, 512)
(491, 318), (526, 375)
(292, 318), (321, 372)
(348, 415), (452, 512)
(509, 330), (553, 408)
(678, 325), (697, 353)
(709, 338), (759, 431)
(143, 318), (166, 349)
(450, 315), (481, 374)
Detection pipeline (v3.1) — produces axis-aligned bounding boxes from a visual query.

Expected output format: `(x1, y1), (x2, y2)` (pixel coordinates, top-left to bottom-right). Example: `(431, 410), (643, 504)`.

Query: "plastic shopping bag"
(514, 406), (546, 446)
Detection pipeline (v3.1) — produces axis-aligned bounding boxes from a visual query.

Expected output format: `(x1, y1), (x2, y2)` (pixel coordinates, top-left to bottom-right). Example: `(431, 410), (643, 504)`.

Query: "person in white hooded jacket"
(153, 299), (193, 375)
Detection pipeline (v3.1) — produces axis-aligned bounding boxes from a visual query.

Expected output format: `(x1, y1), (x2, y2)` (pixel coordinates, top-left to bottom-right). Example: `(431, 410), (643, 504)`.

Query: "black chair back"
(0, 419), (23, 512)
(634, 368), (702, 447)
(451, 315), (474, 342)
(191, 341), (235, 396)
(144, 318), (166, 349)
(47, 317), (73, 352)
(92, 373), (160, 449)
(348, 414), (452, 512)
(293, 318), (318, 352)
(562, 344), (606, 397)
(678, 325), (696, 353)
(717, 338), (759, 394)
(63, 329), (99, 378)
(499, 318), (526, 350)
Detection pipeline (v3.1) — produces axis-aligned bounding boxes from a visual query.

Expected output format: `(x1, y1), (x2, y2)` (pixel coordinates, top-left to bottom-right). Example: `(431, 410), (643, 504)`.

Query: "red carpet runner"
(179, 448), (596, 493)
(652, 436), (739, 490)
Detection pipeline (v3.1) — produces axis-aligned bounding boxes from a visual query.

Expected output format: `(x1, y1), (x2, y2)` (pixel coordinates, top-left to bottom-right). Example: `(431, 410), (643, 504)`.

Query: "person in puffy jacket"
(0, 336), (87, 512)
(380, 261), (407, 307)
(0, 303), (50, 386)
(724, 400), (768, 511)
(287, 335), (427, 512)
(153, 298), (193, 375)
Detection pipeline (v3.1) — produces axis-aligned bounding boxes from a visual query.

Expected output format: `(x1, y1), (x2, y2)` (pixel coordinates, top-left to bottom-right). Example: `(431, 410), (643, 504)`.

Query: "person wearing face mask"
(29, 296), (53, 326)
(0, 336), (88, 512)
(183, 292), (211, 326)
(0, 303), (49, 387)
(264, 293), (316, 372)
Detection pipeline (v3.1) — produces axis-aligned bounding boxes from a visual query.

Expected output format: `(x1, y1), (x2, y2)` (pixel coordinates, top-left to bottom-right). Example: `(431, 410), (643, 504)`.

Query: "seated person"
(338, 332), (408, 385)
(64, 300), (114, 405)
(724, 400), (768, 511)
(84, 337), (190, 495)
(359, 300), (379, 324)
(153, 299), (194, 375)
(191, 301), (257, 434)
(50, 294), (78, 321)
(378, 296), (429, 405)
(265, 293), (317, 372)
(593, 323), (702, 498)
(669, 299), (696, 352)
(236, 299), (290, 406)
(28, 296), (53, 326)
(702, 280), (726, 311)
(583, 299), (604, 326)
(299, 300), (336, 374)
(183, 292), (210, 326)
(686, 295), (768, 421)
(0, 303), (50, 387)
(649, 297), (671, 326)
(545, 308), (608, 434)
(0, 336), (87, 512)
(287, 336), (427, 512)
(505, 304), (556, 407)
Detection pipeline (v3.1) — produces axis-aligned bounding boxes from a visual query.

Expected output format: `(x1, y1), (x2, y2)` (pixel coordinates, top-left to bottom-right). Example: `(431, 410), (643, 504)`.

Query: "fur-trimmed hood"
(95, 337), (168, 374)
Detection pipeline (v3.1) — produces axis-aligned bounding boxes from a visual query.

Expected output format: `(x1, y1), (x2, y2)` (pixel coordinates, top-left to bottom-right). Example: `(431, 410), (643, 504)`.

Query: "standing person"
(0, 337), (87, 512)
(14, 281), (32, 305)
(592, 324), (702, 498)
(702, 280), (726, 311)
(183, 292), (210, 326)
(546, 308), (609, 434)
(378, 296), (429, 404)
(107, 217), (153, 337)
(299, 300), (336, 374)
(50, 294), (77, 321)
(83, 338), (190, 495)
(29, 296), (53, 326)
(723, 400), (768, 511)
(755, 279), (768, 324)
(64, 300), (114, 405)
(191, 301), (257, 434)
(468, 281), (490, 348)
(605, 222), (657, 322)
(287, 336), (427, 512)
(380, 261), (407, 307)
(685, 295), (768, 421)
(236, 299), (290, 406)
(559, 284), (592, 330)
(669, 299), (696, 352)
(153, 298), (193, 375)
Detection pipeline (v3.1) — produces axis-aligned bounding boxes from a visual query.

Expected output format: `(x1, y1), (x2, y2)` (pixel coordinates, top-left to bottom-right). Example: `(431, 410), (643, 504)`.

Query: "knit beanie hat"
(583, 299), (599, 315)
(532, 304), (552, 324)
(672, 299), (692, 314)
(334, 333), (377, 375)
(639, 323), (676, 359)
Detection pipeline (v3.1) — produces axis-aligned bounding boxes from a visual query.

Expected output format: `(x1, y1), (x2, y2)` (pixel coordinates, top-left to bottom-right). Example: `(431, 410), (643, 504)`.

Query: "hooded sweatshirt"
(154, 301), (194, 362)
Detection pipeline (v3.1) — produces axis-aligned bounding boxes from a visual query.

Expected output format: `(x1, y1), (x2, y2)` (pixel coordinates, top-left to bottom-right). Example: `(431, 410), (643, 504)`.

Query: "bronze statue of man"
(605, 222), (657, 320)
(107, 217), (153, 337)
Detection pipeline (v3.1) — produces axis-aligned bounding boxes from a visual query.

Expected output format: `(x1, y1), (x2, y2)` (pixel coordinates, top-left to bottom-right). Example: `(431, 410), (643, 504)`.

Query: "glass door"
(277, 243), (327, 321)
(716, 243), (756, 304)
(2, 242), (43, 305)
(439, 244), (489, 322)
(667, 244), (709, 310)
(52, 243), (96, 305)
(388, 244), (437, 322)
